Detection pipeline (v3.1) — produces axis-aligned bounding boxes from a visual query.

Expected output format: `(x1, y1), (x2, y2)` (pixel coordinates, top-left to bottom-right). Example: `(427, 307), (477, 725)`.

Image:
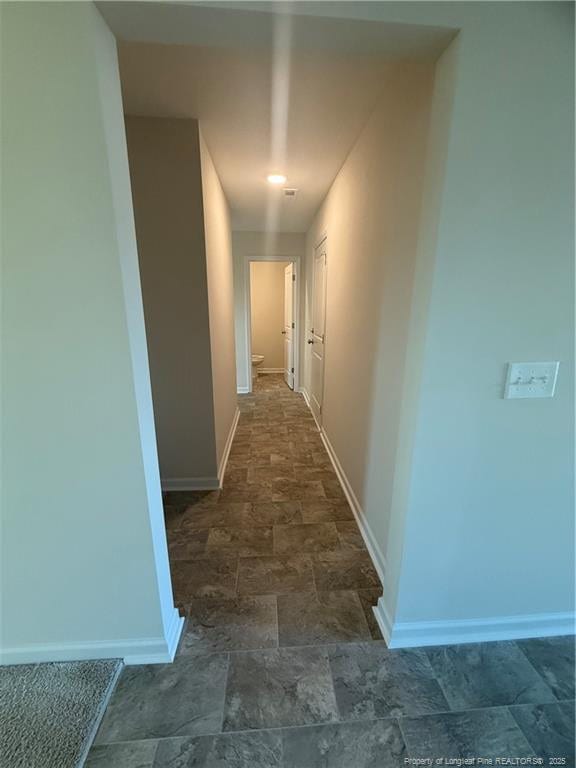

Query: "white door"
(309, 240), (327, 423)
(283, 263), (294, 390)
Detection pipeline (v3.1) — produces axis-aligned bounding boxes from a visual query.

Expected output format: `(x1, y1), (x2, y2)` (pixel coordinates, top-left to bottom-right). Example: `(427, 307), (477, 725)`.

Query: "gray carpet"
(0, 659), (122, 768)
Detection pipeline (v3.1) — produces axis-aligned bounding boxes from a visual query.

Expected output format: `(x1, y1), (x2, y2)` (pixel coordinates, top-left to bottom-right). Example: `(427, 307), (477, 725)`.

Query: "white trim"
(308, 236), (328, 427)
(299, 387), (311, 407)
(373, 600), (576, 648)
(218, 407), (240, 487)
(373, 598), (394, 644)
(299, 384), (386, 586)
(161, 407), (240, 491)
(258, 368), (284, 374)
(319, 426), (386, 586)
(237, 386), (250, 394)
(0, 609), (185, 666)
(300, 387), (321, 430)
(161, 476), (220, 491)
(139, 606), (184, 665)
(244, 254), (301, 395)
(244, 254), (252, 392)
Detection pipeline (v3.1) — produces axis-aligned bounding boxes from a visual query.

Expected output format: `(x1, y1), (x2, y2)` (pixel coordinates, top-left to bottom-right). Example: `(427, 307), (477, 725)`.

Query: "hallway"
(167, 372), (383, 638)
(86, 375), (574, 767)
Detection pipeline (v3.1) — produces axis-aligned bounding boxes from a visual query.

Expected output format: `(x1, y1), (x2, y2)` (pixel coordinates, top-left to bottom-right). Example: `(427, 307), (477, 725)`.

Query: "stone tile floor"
(87, 375), (575, 767)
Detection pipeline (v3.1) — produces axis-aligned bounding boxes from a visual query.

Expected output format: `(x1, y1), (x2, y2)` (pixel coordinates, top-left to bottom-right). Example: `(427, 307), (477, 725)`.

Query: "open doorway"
(246, 257), (299, 394)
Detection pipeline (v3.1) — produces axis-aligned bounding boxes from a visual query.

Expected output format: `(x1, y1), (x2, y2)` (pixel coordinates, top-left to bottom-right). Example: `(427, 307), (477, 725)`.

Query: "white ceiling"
(99, 2), (454, 232)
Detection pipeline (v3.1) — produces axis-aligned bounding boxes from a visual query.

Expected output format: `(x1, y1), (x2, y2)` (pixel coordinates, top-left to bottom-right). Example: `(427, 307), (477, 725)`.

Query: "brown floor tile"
(270, 452), (294, 467)
(171, 557), (239, 601)
(336, 520), (366, 550)
(271, 478), (326, 501)
(247, 465), (295, 483)
(237, 555), (315, 595)
(249, 502), (303, 526)
(313, 551), (381, 591)
(312, 452), (333, 467)
(219, 482), (274, 502)
(357, 588), (384, 640)
(206, 526), (273, 557)
(301, 500), (355, 523)
(321, 479), (348, 501)
(252, 445), (292, 458)
(277, 591), (372, 647)
(289, 444), (318, 457)
(162, 374), (382, 651)
(273, 522), (340, 554)
(163, 490), (219, 507)
(182, 595), (278, 654)
(164, 504), (189, 532)
(168, 529), (209, 559)
(178, 503), (252, 531)
(222, 469), (248, 486)
(292, 465), (338, 482)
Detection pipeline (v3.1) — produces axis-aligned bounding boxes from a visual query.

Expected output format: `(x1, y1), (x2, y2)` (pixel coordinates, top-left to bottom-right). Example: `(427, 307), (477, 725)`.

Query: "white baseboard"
(319, 428), (387, 586)
(299, 391), (386, 586)
(161, 476), (219, 491)
(374, 599), (576, 648)
(218, 407), (240, 487)
(0, 608), (185, 666)
(123, 607), (184, 665)
(237, 386), (250, 394)
(299, 387), (323, 430)
(161, 408), (240, 492)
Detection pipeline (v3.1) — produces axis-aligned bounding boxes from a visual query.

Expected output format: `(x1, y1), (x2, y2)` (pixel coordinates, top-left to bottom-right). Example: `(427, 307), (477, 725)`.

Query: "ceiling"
(99, 2), (454, 232)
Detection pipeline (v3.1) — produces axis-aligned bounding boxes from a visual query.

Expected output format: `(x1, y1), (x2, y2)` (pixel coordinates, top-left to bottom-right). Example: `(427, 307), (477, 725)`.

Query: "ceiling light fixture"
(267, 174), (287, 185)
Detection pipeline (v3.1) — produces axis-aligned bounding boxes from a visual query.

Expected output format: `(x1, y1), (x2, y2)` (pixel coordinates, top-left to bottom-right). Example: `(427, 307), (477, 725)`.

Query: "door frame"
(244, 254), (300, 394)
(309, 233), (328, 426)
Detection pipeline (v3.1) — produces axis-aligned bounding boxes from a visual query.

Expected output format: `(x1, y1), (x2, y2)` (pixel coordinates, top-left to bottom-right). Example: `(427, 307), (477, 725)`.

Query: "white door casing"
(283, 263), (295, 390)
(243, 255), (299, 395)
(309, 239), (327, 423)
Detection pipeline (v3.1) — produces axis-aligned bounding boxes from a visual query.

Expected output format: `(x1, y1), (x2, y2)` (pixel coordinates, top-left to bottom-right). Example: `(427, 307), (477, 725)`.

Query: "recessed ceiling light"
(267, 174), (287, 185)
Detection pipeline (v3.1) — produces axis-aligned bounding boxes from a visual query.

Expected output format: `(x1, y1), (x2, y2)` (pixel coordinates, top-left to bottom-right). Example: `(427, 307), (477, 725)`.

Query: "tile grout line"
(512, 639), (565, 701)
(274, 594), (280, 649)
(94, 697), (576, 749)
(157, 380), (574, 767)
(217, 652), (231, 736)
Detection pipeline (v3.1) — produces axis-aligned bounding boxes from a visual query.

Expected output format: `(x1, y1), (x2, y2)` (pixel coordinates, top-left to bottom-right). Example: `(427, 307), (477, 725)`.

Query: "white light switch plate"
(504, 361), (559, 399)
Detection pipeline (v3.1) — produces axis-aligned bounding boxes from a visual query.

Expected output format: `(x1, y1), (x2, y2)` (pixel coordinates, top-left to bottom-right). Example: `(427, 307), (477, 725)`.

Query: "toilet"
(251, 354), (264, 382)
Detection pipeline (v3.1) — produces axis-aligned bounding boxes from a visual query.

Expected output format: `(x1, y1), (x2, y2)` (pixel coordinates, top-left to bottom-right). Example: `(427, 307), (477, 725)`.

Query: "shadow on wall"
(126, 117), (237, 491)
(303, 61), (436, 568)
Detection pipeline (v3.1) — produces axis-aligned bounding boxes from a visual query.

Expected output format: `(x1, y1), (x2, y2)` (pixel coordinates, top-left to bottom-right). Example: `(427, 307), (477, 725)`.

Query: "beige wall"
(305, 62), (434, 576)
(126, 117), (218, 482)
(232, 232), (305, 391)
(250, 261), (290, 370)
(199, 132), (238, 470)
(382, 3), (574, 629)
(1, 3), (180, 663)
(304, 0), (574, 639)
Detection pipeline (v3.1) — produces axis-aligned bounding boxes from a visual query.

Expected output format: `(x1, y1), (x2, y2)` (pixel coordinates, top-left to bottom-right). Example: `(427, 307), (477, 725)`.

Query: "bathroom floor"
(87, 374), (575, 767)
(253, 373), (292, 393)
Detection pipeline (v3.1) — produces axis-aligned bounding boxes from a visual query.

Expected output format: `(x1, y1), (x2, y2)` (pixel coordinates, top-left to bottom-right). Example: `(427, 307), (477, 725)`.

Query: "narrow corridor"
(167, 372), (383, 631)
(88, 376), (575, 766)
